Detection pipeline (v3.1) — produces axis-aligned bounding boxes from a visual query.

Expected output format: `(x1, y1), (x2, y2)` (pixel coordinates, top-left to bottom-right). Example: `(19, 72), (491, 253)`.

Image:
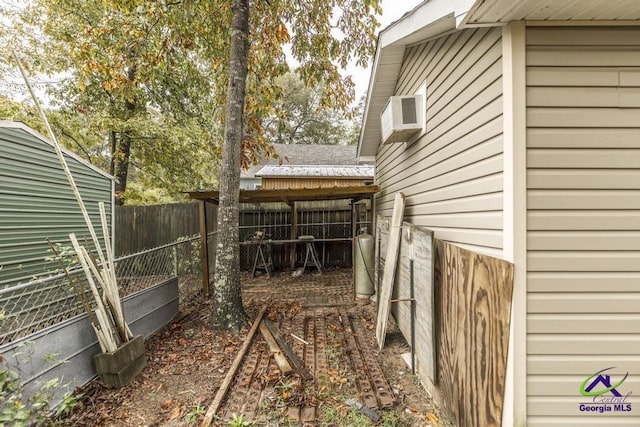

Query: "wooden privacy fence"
(115, 201), (370, 270)
(114, 202), (217, 255)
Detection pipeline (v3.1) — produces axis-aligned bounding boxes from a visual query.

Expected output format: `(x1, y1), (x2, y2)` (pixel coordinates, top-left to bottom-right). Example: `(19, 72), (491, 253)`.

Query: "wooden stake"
(201, 305), (268, 427)
(263, 319), (313, 381)
(259, 322), (293, 375)
(375, 192), (405, 350)
(290, 333), (310, 346)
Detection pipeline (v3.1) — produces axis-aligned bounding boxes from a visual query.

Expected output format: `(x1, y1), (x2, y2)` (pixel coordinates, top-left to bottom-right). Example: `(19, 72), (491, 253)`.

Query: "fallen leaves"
(426, 412), (439, 424)
(327, 370), (349, 386)
(160, 399), (174, 410)
(168, 405), (182, 420)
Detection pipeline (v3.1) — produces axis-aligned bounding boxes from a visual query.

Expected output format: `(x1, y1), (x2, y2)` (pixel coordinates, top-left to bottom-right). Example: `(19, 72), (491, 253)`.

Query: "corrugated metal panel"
(256, 165), (374, 178)
(261, 178), (369, 190)
(375, 27), (503, 254)
(0, 126), (113, 287)
(526, 26), (640, 424)
(0, 277), (178, 409)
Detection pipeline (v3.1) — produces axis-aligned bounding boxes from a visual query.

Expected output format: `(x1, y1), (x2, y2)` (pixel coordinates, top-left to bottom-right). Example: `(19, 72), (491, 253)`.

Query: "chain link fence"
(0, 235), (208, 347)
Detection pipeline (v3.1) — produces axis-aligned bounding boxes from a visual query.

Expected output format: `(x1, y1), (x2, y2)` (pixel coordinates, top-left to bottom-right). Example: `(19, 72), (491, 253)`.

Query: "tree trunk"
(109, 130), (117, 177)
(113, 132), (132, 206)
(209, 0), (250, 331)
(112, 68), (137, 205)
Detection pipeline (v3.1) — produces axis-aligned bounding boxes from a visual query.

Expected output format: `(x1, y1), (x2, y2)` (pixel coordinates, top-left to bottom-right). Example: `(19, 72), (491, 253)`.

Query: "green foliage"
(263, 72), (360, 145)
(0, 359), (81, 427)
(1, 0), (379, 204)
(320, 405), (408, 427)
(229, 413), (254, 427)
(184, 403), (206, 425)
(2, 0), (222, 204)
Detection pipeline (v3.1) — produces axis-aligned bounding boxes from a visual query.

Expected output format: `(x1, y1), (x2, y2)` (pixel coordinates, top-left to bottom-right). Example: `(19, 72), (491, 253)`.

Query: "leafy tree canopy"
(1, 0), (380, 203)
(263, 72), (362, 145)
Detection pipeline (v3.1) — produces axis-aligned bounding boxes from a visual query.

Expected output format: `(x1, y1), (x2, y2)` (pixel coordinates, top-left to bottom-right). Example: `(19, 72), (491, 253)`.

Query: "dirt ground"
(60, 269), (454, 426)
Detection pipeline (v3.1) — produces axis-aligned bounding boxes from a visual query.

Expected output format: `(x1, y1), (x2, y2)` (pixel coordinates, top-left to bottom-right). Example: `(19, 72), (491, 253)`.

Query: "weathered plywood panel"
(434, 240), (514, 427)
(378, 219), (436, 380)
(261, 178), (367, 190)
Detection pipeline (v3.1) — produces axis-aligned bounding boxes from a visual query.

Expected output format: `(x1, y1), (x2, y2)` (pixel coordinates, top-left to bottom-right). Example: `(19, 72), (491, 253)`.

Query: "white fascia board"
(357, 155), (376, 164)
(378, 0), (475, 48)
(357, 0), (479, 159)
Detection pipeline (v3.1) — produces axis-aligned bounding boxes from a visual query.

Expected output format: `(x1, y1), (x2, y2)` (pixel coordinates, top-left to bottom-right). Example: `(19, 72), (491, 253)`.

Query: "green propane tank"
(354, 227), (375, 299)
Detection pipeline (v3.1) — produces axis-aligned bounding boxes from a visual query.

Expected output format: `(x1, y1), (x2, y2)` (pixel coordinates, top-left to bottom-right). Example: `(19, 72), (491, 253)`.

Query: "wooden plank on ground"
(201, 305), (268, 427)
(259, 321), (293, 375)
(263, 319), (313, 381)
(375, 192), (405, 350)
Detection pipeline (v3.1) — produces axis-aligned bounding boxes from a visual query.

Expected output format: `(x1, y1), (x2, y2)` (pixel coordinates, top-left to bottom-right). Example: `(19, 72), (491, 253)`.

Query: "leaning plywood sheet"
(377, 220), (436, 385)
(393, 223), (435, 380)
(375, 192), (405, 350)
(435, 240), (514, 427)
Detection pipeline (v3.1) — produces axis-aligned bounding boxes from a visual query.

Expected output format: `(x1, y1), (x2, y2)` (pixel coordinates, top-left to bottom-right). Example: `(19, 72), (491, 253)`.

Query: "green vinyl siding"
(0, 125), (113, 287)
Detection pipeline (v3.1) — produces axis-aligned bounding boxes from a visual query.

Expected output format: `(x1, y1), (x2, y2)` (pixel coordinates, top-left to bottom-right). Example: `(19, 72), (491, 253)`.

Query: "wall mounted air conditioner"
(380, 95), (424, 144)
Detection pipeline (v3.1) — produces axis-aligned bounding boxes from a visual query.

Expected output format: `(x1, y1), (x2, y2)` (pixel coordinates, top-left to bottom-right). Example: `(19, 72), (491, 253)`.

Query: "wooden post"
(371, 193), (376, 239)
(289, 201), (298, 269)
(199, 200), (210, 297)
(351, 199), (357, 286)
(375, 192), (405, 350)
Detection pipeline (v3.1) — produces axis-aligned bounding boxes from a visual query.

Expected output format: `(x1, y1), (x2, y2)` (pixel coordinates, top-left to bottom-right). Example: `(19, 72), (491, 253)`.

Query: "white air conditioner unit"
(380, 95), (424, 144)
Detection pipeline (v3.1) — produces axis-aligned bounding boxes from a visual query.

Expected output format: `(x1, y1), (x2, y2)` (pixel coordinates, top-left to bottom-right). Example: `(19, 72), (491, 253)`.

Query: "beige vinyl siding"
(375, 27), (503, 255)
(526, 26), (640, 426)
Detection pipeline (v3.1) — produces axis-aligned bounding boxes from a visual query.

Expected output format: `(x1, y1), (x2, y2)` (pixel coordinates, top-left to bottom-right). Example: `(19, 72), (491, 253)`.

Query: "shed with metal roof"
(255, 164), (374, 190)
(0, 121), (115, 287)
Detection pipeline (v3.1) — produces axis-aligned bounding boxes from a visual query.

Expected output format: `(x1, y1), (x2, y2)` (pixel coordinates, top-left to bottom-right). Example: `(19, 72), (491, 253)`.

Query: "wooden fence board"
(115, 202), (368, 269)
(434, 240), (514, 427)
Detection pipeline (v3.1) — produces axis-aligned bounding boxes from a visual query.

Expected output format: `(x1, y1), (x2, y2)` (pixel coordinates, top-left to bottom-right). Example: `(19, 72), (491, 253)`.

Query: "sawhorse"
(299, 235), (322, 275)
(251, 242), (272, 277)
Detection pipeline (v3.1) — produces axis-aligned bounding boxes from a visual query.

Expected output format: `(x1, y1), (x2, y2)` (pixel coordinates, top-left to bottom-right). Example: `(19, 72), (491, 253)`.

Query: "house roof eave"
(357, 0), (477, 161)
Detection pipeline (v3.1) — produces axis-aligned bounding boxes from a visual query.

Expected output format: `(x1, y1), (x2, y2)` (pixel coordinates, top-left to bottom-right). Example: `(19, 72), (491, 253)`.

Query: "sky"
(1, 0), (425, 106)
(349, 0), (424, 101)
